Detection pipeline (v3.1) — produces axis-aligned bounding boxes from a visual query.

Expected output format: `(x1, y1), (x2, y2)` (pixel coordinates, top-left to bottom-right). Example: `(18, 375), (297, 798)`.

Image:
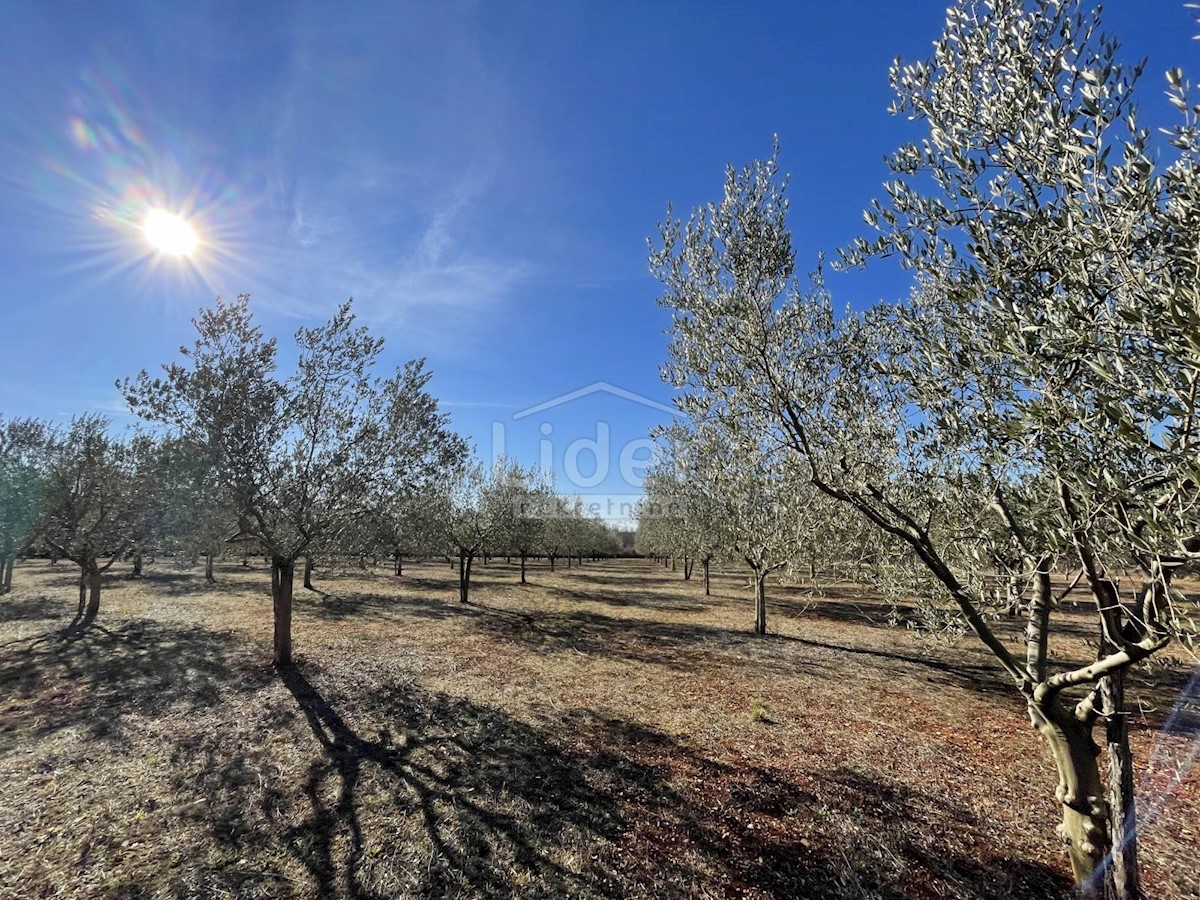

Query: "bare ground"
(0, 557), (1196, 899)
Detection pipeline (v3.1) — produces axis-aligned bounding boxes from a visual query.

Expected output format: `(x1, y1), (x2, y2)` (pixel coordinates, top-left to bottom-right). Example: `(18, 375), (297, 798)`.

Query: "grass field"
(0, 557), (1196, 899)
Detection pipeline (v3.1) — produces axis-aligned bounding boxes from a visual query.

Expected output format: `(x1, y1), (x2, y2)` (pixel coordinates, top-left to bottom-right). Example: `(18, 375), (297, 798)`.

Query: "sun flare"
(142, 208), (198, 256)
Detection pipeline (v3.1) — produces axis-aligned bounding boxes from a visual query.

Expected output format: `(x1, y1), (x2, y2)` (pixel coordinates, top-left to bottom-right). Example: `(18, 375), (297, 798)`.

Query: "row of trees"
(0, 297), (622, 662)
(646, 1), (1199, 897)
(635, 423), (875, 634)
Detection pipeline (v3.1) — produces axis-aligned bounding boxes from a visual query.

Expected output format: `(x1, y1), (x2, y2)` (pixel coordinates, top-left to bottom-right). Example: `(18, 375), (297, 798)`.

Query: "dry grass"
(0, 557), (1196, 899)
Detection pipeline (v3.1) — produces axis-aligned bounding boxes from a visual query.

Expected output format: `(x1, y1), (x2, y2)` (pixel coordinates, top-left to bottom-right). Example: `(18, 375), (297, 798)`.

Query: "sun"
(142, 208), (198, 256)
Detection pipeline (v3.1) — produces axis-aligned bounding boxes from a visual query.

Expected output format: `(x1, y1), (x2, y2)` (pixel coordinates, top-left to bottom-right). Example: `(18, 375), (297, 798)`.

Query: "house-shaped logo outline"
(511, 381), (681, 420)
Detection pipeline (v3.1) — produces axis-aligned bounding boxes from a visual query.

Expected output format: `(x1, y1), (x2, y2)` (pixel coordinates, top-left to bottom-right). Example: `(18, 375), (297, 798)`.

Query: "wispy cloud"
(237, 4), (534, 351)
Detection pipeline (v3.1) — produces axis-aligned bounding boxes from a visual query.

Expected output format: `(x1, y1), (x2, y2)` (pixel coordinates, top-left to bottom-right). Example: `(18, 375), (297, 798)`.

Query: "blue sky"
(0, 1), (1193, 517)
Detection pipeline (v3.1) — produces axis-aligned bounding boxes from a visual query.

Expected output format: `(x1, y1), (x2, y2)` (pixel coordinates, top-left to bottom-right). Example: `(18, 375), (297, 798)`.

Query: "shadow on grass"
(278, 666), (627, 898)
(0, 594), (67, 625)
(150, 663), (1072, 899)
(0, 617), (273, 749)
(303, 586), (1018, 694)
(0, 595), (1077, 899)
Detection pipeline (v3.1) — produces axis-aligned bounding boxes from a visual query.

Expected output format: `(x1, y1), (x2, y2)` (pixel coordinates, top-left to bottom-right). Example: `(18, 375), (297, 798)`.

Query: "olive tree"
(153, 436), (233, 582)
(691, 421), (816, 635)
(37, 416), (153, 623)
(541, 495), (580, 572)
(0, 416), (46, 594)
(483, 459), (551, 584)
(651, 3), (1200, 892)
(646, 424), (734, 594)
(123, 295), (458, 665)
(435, 459), (498, 603)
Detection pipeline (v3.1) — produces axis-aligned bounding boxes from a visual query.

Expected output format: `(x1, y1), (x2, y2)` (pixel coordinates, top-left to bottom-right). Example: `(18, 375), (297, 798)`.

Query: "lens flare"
(142, 208), (198, 256)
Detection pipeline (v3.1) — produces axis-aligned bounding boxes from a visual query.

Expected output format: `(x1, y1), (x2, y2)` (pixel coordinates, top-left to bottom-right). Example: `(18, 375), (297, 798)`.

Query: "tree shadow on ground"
(0, 618), (272, 750)
(791, 636), (1014, 697)
(0, 594), (67, 625)
(150, 662), (1072, 899)
(126, 569), (264, 598)
(546, 580), (712, 613)
(318, 588), (1021, 694)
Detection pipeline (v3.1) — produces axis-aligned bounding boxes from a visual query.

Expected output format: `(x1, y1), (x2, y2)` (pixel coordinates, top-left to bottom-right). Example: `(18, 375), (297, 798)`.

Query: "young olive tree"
(541, 495), (579, 572)
(0, 416), (47, 594)
(689, 422), (814, 635)
(37, 416), (153, 623)
(483, 459), (551, 584)
(647, 423), (732, 594)
(122, 295), (458, 665)
(154, 436), (233, 582)
(435, 460), (498, 603)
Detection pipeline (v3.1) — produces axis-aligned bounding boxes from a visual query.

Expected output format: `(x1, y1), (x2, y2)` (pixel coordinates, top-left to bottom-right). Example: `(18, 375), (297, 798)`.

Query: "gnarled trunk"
(753, 572), (767, 636)
(131, 552), (143, 578)
(703, 558), (711, 596)
(271, 557), (295, 666)
(303, 556), (315, 590)
(683, 556), (693, 580)
(1029, 699), (1110, 890)
(0, 553), (10, 594)
(519, 551), (527, 584)
(204, 553), (215, 583)
(549, 553), (556, 572)
(394, 552), (403, 576)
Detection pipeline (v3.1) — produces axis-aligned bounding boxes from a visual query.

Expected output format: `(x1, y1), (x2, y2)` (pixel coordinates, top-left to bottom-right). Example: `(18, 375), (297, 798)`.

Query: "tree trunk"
(271, 557), (295, 667)
(683, 556), (693, 580)
(394, 552), (403, 576)
(303, 556), (315, 590)
(205, 553), (215, 583)
(131, 552), (143, 578)
(1030, 699), (1111, 890)
(1100, 667), (1140, 900)
(671, 557), (676, 572)
(520, 552), (527, 584)
(703, 558), (711, 596)
(458, 551), (472, 603)
(549, 553), (556, 572)
(0, 553), (9, 594)
(83, 567), (101, 623)
(754, 572), (767, 636)
(3, 555), (11, 592)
